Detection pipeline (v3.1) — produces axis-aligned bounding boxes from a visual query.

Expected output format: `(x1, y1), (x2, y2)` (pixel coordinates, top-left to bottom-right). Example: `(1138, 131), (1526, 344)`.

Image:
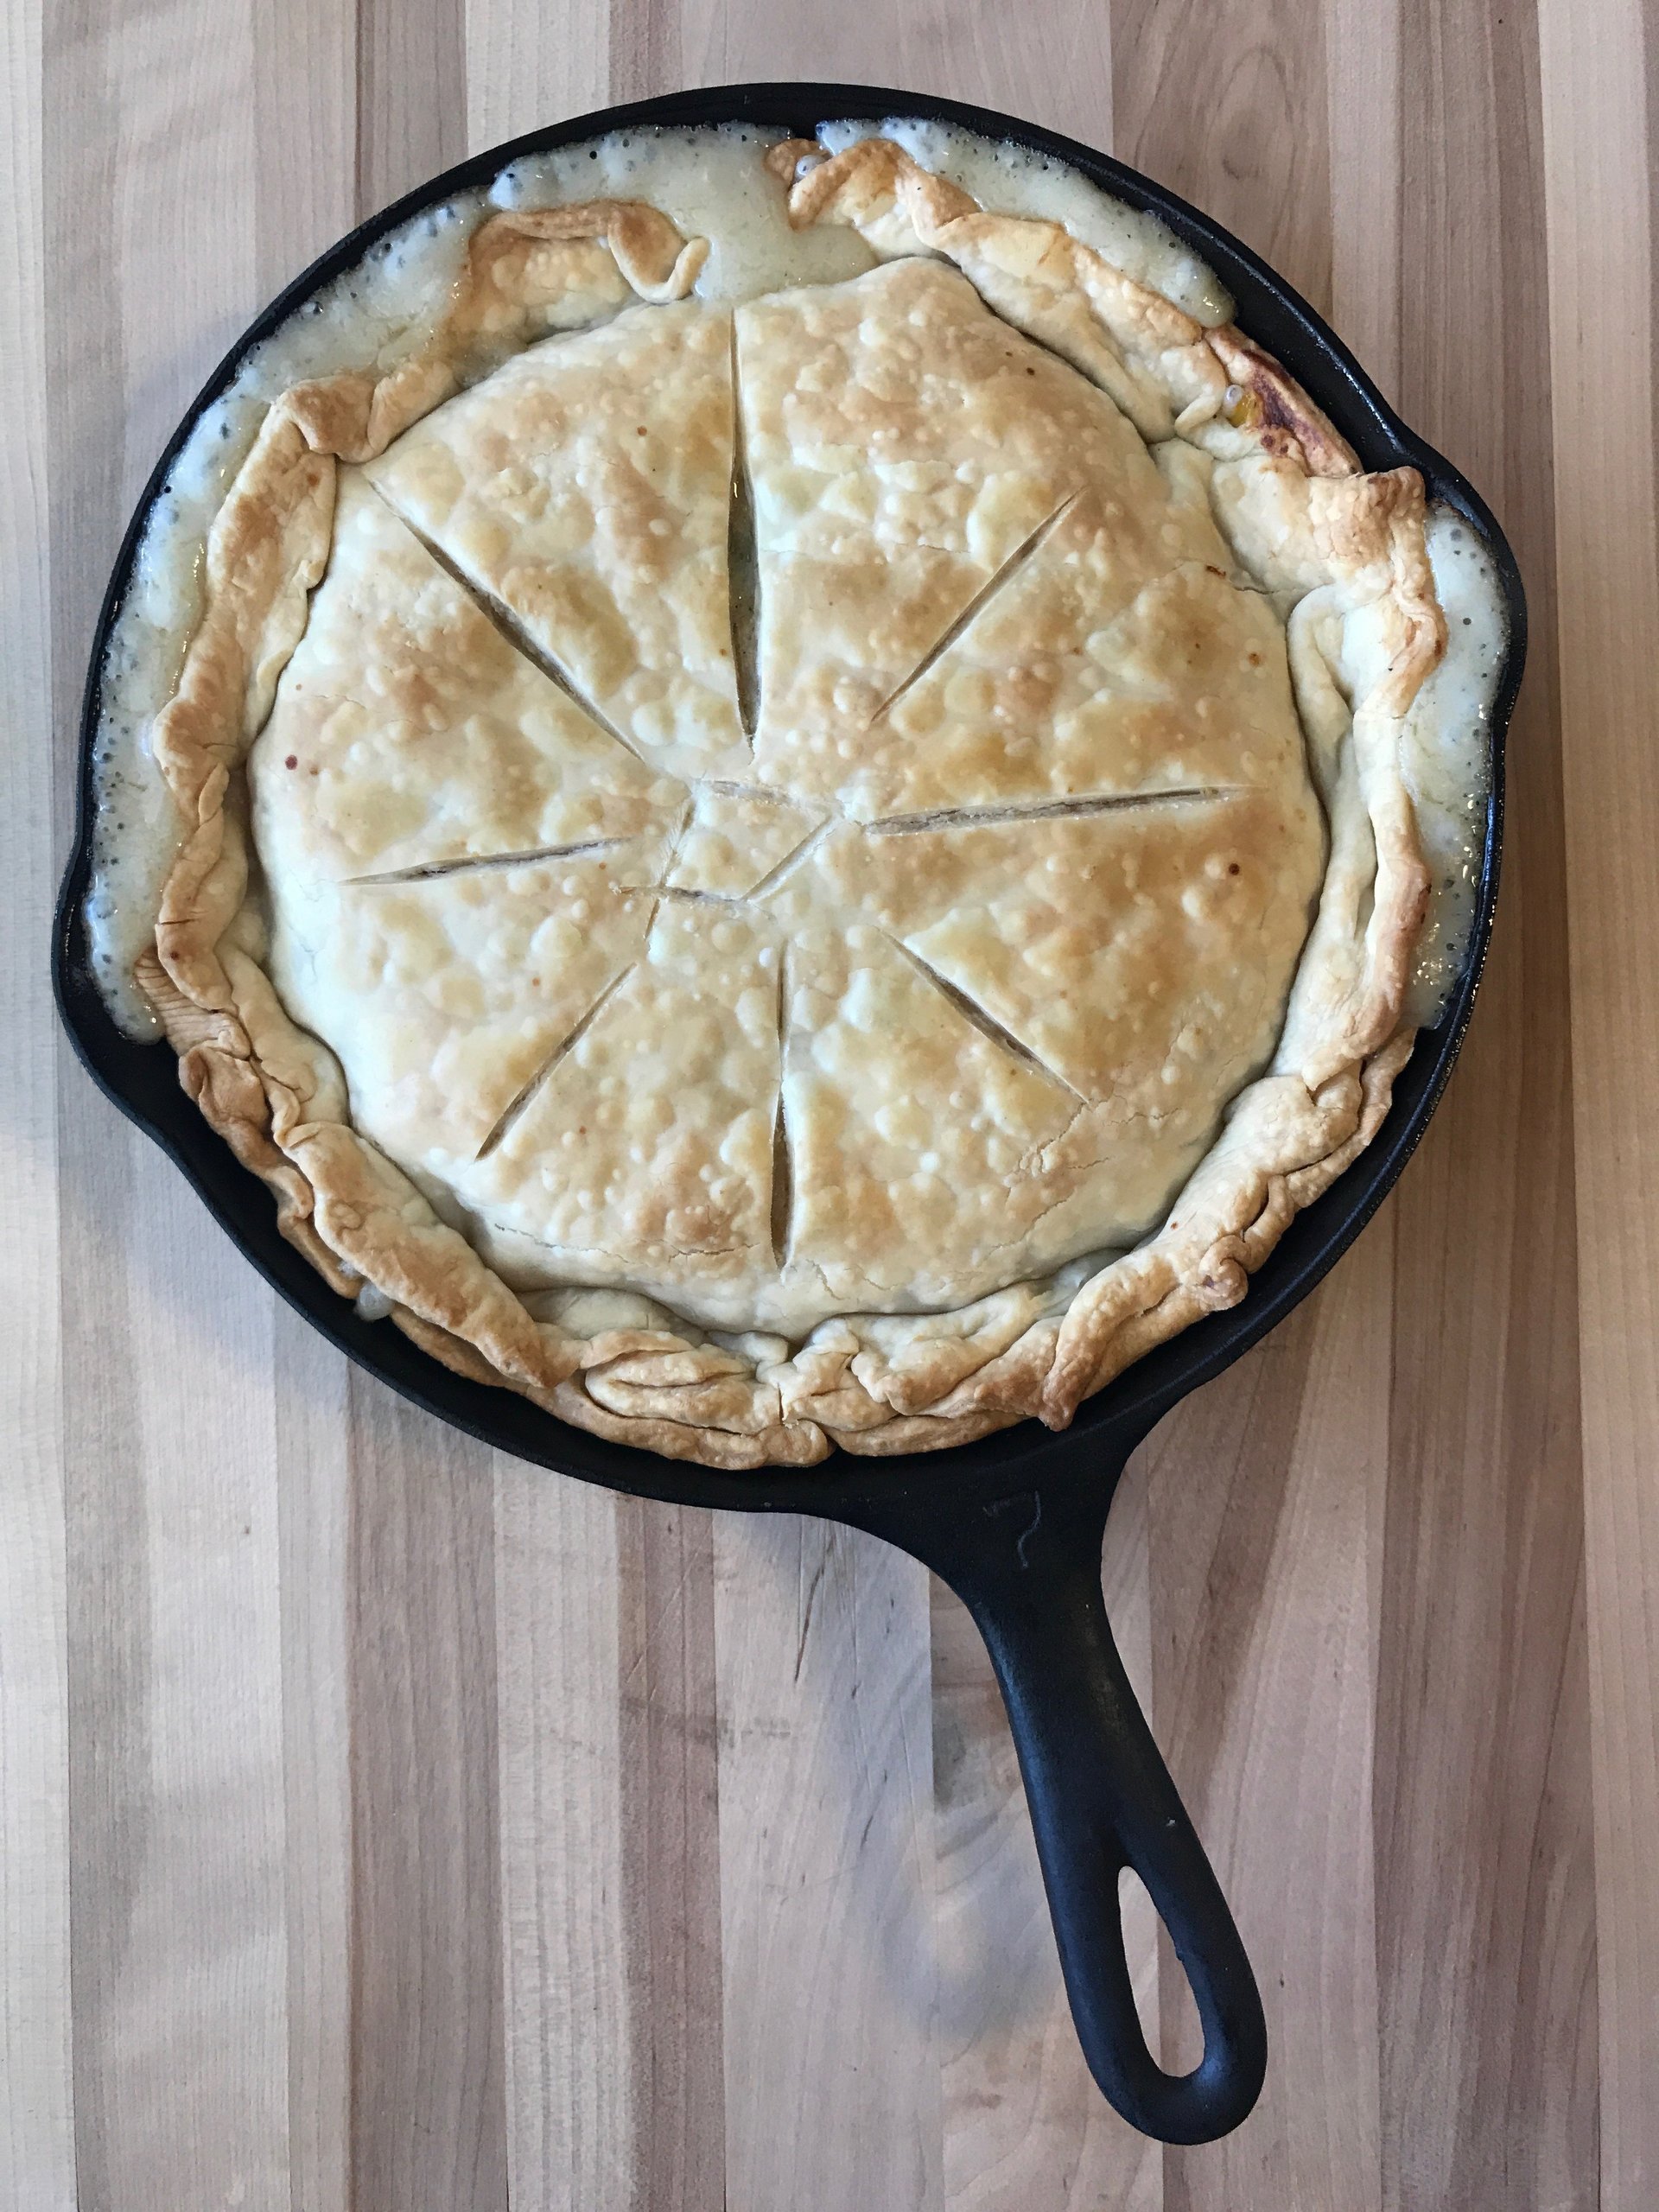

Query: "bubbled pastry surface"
(251, 256), (1325, 1336)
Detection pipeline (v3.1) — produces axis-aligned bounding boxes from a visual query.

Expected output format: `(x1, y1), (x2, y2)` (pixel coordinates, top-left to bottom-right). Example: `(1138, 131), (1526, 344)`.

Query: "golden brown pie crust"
(136, 147), (1446, 1466)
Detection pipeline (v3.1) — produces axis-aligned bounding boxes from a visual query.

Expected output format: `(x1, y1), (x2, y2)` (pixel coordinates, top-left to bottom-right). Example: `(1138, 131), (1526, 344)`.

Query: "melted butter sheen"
(86, 118), (1501, 1044)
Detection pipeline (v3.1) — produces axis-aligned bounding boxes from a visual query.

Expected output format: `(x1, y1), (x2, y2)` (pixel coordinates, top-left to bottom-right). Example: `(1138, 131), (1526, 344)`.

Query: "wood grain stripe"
(46, 7), (298, 2208)
(253, 0), (354, 297)
(1382, 7), (1598, 2205)
(42, 0), (126, 740)
(347, 1379), (507, 2212)
(1131, 1240), (1394, 2209)
(1325, 0), (1402, 389)
(1141, 1299), (1324, 2208)
(1541, 0), (1659, 2197)
(357, 0), (468, 218)
(63, 1151), (291, 2212)
(494, 1462), (633, 2208)
(715, 1516), (941, 2212)
(1114, 0), (1333, 311)
(616, 1497), (725, 2212)
(466, 0), (607, 149)
(609, 0), (680, 111)
(2, 0), (73, 2197)
(274, 1312), (353, 2212)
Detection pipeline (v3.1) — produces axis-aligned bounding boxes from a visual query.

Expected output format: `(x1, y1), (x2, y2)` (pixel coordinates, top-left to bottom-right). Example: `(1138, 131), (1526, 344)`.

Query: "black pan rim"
(53, 78), (1523, 1520)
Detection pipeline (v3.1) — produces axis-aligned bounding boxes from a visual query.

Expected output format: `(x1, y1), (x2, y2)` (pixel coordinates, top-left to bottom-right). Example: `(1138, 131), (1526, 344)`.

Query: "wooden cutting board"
(7, 1), (1655, 2205)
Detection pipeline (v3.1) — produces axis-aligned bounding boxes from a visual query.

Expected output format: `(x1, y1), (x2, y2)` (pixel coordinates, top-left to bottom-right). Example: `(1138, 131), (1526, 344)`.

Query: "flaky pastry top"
(137, 141), (1445, 1465)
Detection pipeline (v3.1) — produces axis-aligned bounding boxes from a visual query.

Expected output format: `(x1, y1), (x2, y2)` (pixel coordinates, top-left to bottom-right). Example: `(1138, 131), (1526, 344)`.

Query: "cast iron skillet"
(53, 82), (1522, 2146)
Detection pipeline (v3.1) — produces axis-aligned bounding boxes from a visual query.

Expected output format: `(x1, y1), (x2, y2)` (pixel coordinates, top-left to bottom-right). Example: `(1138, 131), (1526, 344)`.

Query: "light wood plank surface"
(1540, 3), (1659, 2203)
(3, 0), (73, 2202)
(5, 2), (1649, 2205)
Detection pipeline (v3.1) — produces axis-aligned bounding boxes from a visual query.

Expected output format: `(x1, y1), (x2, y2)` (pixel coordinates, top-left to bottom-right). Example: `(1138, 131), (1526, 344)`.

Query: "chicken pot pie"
(130, 133), (1452, 1465)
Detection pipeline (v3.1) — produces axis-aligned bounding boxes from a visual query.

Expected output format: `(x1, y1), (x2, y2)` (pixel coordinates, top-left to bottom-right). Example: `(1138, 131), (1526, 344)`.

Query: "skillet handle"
(861, 1476), (1266, 2143)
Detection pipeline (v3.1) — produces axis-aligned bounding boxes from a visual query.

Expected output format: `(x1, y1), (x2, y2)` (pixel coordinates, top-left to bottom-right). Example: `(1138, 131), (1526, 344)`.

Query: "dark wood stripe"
(1378, 3), (1599, 2203)
(340, 22), (512, 2206)
(346, 1374), (507, 2212)
(1649, 0), (1659, 567)
(252, 0), (355, 294)
(43, 0), (125, 801)
(355, 0), (467, 219)
(57, 1132), (146, 2212)
(47, 6), (146, 2207)
(1545, 4), (1659, 2195)
(615, 1495), (727, 2212)
(272, 1307), (353, 2212)
(1141, 1296), (1323, 2209)
(607, 0), (681, 111)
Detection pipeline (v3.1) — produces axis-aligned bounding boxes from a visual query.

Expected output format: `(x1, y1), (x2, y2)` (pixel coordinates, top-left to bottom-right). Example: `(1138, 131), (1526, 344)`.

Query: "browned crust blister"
(139, 149), (1449, 1466)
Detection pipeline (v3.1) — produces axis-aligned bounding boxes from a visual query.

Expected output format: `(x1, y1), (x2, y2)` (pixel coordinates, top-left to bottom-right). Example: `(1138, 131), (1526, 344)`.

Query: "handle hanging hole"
(1119, 1866), (1204, 2075)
